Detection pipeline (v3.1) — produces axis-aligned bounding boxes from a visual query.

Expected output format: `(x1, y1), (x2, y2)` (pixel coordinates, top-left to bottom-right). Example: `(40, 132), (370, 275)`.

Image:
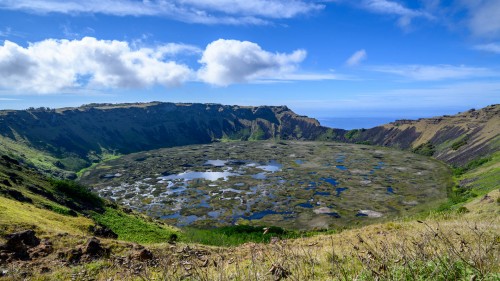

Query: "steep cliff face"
(339, 105), (499, 166)
(0, 102), (497, 176)
(0, 102), (326, 174)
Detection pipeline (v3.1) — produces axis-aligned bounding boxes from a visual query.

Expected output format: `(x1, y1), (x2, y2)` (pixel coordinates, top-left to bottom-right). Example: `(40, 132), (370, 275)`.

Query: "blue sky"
(0, 0), (499, 125)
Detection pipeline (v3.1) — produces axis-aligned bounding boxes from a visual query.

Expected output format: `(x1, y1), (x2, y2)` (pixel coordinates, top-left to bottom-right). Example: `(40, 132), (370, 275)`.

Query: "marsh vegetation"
(80, 141), (451, 230)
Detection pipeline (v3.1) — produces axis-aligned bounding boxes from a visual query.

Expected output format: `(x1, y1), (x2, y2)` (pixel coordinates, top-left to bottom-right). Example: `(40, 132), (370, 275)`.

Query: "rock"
(83, 237), (105, 257)
(0, 268), (8, 277)
(480, 195), (494, 203)
(1, 189), (32, 203)
(0, 230), (40, 262)
(1, 179), (11, 187)
(28, 239), (53, 259)
(357, 210), (383, 218)
(66, 248), (82, 264)
(4, 230), (40, 248)
(131, 248), (154, 261)
(58, 238), (107, 265)
(89, 225), (118, 239)
(1, 155), (19, 165)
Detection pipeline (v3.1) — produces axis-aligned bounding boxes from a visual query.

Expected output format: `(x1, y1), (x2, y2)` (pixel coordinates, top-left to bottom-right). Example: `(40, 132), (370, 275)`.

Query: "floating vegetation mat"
(79, 141), (451, 229)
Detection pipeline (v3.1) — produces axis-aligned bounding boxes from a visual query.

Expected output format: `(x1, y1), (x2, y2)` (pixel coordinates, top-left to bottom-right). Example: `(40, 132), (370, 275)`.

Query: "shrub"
(412, 142), (436, 156)
(452, 157), (491, 176)
(456, 206), (470, 214)
(344, 129), (361, 140)
(50, 179), (103, 210)
(451, 137), (468, 150)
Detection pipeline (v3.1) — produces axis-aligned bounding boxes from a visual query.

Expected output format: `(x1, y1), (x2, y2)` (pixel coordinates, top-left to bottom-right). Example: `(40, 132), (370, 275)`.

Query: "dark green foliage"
(316, 129), (337, 141)
(223, 128), (251, 141)
(412, 142), (436, 156)
(355, 140), (372, 145)
(220, 225), (285, 235)
(249, 127), (266, 141)
(451, 138), (468, 150)
(183, 225), (299, 246)
(344, 129), (361, 140)
(452, 157), (491, 176)
(50, 179), (104, 210)
(42, 203), (78, 216)
(437, 184), (478, 212)
(58, 157), (90, 172)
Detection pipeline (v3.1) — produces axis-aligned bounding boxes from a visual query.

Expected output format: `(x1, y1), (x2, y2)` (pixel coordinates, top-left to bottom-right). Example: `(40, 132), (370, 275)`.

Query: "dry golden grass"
(24, 189), (497, 281)
(0, 196), (93, 237)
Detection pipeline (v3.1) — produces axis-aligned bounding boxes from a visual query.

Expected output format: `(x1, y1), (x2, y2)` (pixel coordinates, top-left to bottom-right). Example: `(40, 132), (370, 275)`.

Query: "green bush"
(183, 225), (298, 246)
(249, 128), (266, 141)
(456, 206), (470, 214)
(344, 129), (361, 140)
(452, 157), (491, 176)
(50, 179), (103, 208)
(317, 129), (337, 141)
(451, 138), (468, 150)
(412, 142), (436, 156)
(43, 203), (78, 217)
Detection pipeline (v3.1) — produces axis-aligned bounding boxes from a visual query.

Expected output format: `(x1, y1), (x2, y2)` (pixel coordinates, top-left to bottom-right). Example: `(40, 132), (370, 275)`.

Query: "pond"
(159, 171), (239, 181)
(335, 187), (348, 197)
(321, 177), (338, 187)
(336, 165), (348, 171)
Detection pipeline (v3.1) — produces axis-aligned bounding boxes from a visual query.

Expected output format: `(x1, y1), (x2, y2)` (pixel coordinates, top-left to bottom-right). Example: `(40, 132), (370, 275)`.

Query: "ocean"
(317, 117), (400, 130)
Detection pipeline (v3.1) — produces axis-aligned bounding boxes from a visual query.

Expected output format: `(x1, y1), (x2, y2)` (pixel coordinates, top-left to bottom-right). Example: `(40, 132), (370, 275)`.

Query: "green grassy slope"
(0, 154), (179, 244)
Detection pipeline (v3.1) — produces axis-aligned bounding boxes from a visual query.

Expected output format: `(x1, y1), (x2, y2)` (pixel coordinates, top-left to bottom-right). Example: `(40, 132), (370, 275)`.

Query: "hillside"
(333, 104), (500, 166)
(0, 103), (498, 280)
(0, 102), (325, 178)
(0, 153), (180, 240)
(0, 151), (498, 280)
(1, 102), (497, 180)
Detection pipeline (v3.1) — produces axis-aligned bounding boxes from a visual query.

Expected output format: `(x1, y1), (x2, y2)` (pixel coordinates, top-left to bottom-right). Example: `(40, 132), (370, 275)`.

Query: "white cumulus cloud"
(346, 49), (367, 66)
(0, 37), (341, 93)
(197, 39), (307, 86)
(0, 37), (192, 93)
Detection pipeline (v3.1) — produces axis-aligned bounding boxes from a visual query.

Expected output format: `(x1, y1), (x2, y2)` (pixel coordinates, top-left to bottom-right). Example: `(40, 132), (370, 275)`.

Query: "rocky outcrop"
(89, 224), (118, 239)
(59, 237), (108, 265)
(0, 230), (42, 263)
